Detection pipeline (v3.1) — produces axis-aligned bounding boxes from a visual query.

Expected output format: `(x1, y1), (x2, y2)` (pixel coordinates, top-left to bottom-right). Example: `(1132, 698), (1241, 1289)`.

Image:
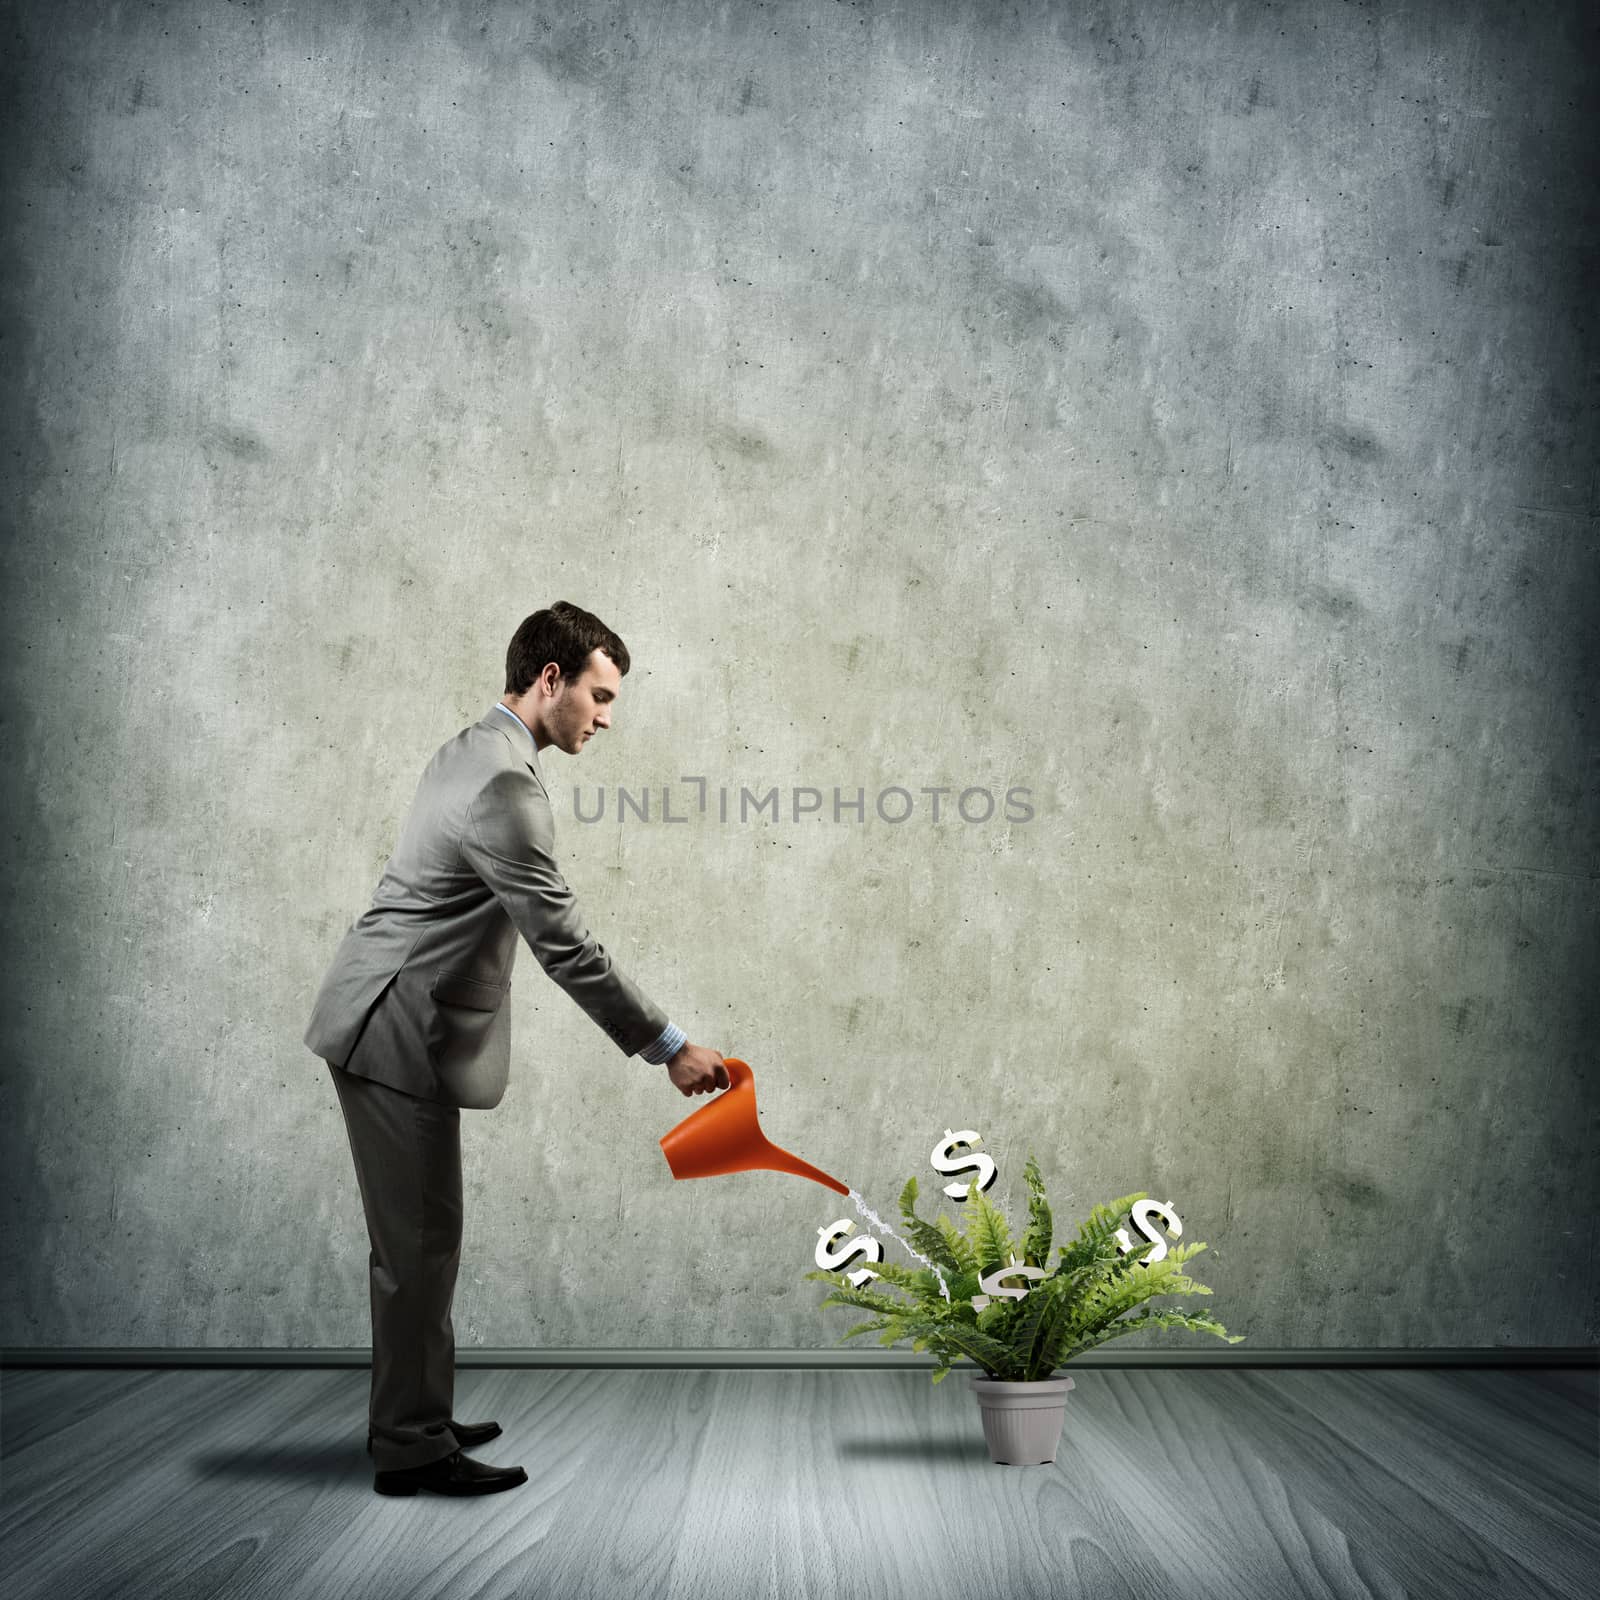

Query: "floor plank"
(0, 1367), (1594, 1600)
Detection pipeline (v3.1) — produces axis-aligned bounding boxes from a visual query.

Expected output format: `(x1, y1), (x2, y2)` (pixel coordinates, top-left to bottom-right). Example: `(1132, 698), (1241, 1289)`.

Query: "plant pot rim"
(969, 1373), (1075, 1389)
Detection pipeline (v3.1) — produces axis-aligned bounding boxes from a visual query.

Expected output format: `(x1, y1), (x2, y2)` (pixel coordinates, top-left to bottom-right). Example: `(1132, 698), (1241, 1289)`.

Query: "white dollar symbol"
(815, 1220), (882, 1288)
(972, 1252), (1050, 1311)
(930, 1128), (997, 1201)
(1114, 1199), (1183, 1265)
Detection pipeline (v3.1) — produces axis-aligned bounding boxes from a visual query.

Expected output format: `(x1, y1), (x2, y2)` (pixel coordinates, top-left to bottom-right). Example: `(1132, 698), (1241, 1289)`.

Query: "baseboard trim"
(3, 1346), (1595, 1371)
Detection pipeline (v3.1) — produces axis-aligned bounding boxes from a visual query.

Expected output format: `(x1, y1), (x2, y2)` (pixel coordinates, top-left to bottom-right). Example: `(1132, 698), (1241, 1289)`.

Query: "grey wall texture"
(1, 0), (1595, 1354)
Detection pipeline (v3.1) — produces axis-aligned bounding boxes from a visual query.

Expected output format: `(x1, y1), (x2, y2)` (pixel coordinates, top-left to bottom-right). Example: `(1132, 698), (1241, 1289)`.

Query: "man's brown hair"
(504, 602), (631, 695)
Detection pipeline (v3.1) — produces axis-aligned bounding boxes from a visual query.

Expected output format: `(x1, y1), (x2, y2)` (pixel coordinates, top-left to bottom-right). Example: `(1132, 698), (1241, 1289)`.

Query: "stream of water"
(847, 1188), (952, 1302)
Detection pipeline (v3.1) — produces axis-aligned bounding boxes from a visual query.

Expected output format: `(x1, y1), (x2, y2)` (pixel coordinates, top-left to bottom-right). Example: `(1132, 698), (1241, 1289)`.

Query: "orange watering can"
(660, 1058), (850, 1195)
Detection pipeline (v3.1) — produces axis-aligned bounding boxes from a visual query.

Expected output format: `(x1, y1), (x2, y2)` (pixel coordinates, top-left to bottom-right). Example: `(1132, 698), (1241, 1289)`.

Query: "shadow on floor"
(190, 1445), (367, 1478)
(190, 1434), (1004, 1476)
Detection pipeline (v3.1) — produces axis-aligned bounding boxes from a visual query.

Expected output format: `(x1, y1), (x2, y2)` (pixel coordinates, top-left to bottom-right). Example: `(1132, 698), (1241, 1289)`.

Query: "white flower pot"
(970, 1374), (1075, 1465)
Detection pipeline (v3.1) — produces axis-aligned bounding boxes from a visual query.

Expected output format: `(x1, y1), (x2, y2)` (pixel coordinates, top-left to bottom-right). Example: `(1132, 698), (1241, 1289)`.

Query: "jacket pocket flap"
(430, 971), (506, 1011)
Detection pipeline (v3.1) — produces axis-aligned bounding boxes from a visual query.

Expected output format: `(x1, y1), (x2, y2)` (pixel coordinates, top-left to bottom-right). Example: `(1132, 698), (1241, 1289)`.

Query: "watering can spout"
(659, 1058), (850, 1196)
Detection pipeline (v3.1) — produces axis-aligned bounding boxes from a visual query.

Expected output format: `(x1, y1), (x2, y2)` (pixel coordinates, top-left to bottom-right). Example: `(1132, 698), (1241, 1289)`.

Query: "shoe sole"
(374, 1468), (528, 1498)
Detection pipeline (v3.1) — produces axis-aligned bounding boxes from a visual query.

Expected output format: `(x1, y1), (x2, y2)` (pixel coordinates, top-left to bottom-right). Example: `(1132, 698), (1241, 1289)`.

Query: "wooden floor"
(1, 1365), (1595, 1599)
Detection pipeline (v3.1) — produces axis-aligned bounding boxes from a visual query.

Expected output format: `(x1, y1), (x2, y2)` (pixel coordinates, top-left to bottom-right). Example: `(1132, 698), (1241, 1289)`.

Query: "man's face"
(546, 648), (621, 755)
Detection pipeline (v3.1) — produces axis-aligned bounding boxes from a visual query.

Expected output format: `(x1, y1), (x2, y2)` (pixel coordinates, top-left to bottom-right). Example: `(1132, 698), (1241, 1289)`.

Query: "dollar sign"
(1114, 1199), (1183, 1266)
(930, 1128), (997, 1201)
(971, 1252), (1051, 1311)
(815, 1219), (883, 1288)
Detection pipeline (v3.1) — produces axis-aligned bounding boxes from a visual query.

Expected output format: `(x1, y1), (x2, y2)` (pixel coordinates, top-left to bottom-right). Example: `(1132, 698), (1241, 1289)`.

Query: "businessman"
(306, 601), (729, 1498)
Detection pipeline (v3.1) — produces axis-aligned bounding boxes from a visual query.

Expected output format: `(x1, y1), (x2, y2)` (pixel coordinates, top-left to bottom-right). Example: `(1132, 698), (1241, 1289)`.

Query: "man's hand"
(666, 1042), (729, 1097)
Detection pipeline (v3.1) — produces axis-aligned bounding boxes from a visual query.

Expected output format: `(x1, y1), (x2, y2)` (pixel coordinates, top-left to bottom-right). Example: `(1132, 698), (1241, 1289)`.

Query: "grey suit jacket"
(305, 705), (669, 1108)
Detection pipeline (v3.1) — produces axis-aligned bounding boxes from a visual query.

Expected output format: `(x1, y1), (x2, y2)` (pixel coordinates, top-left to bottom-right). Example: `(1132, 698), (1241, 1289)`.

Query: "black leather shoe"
(373, 1448), (528, 1498)
(368, 1419), (502, 1455)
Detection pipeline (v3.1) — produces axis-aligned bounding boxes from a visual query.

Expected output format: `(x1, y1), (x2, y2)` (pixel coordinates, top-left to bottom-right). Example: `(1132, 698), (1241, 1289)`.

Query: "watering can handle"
(658, 1055), (849, 1194)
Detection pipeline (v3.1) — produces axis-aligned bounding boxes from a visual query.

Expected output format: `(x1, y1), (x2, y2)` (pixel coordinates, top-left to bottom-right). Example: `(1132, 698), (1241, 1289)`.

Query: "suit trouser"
(327, 1060), (464, 1471)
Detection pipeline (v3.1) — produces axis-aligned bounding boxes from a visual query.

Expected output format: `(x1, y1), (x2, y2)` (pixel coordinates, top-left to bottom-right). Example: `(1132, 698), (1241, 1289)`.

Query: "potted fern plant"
(805, 1157), (1244, 1465)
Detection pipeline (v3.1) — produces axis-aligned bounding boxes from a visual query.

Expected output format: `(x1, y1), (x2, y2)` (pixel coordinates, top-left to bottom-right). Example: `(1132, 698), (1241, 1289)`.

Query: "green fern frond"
(928, 1320), (1017, 1378)
(1073, 1244), (1212, 1333)
(1074, 1191), (1149, 1250)
(945, 1270), (985, 1306)
(867, 1314), (929, 1352)
(1008, 1270), (1070, 1370)
(1019, 1154), (1053, 1264)
(875, 1314), (928, 1346)
(1103, 1237), (1208, 1287)
(936, 1213), (979, 1275)
(839, 1259), (918, 1294)
(1020, 1265), (1101, 1380)
(1054, 1234), (1121, 1275)
(810, 1280), (909, 1318)
(803, 1266), (900, 1297)
(895, 1226), (964, 1275)
(836, 1318), (891, 1345)
(1072, 1262), (1175, 1333)
(895, 1176), (967, 1273)
(975, 1297), (1019, 1339)
(1059, 1306), (1244, 1363)
(1033, 1263), (1149, 1375)
(962, 1183), (1015, 1272)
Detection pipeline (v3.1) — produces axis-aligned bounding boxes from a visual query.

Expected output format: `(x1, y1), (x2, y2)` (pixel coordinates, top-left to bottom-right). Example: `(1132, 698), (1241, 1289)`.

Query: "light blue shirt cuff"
(639, 1021), (686, 1065)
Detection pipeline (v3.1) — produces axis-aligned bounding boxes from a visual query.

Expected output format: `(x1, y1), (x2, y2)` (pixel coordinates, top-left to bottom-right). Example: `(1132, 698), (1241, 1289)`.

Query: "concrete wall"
(2, 0), (1594, 1353)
